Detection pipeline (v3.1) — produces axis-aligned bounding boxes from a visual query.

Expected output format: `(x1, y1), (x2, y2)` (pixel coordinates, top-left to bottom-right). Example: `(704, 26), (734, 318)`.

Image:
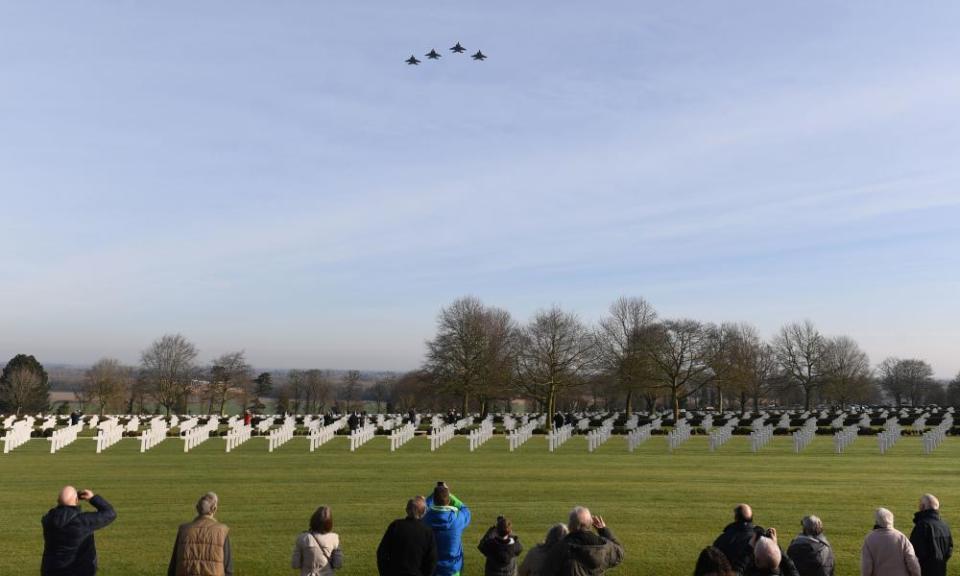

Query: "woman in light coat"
(292, 505), (340, 576)
(861, 508), (921, 576)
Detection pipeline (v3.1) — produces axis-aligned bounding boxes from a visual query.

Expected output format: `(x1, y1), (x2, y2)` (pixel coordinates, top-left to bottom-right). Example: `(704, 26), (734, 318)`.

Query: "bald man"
(41, 486), (116, 576)
(714, 504), (757, 573)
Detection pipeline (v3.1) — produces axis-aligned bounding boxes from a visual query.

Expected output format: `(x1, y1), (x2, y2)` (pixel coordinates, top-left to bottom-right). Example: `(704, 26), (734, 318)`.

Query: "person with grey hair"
(787, 515), (836, 576)
(168, 492), (233, 576)
(910, 494), (953, 576)
(518, 524), (568, 576)
(543, 506), (623, 575)
(743, 528), (799, 576)
(861, 508), (920, 576)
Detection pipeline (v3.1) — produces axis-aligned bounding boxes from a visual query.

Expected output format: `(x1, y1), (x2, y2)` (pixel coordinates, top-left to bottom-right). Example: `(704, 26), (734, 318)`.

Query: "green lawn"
(2, 434), (957, 575)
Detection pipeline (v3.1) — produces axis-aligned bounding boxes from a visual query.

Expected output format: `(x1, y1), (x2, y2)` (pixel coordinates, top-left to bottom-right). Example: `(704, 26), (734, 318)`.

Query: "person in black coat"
(377, 496), (437, 576)
(910, 494), (953, 576)
(41, 486), (117, 576)
(478, 516), (523, 576)
(713, 504), (756, 573)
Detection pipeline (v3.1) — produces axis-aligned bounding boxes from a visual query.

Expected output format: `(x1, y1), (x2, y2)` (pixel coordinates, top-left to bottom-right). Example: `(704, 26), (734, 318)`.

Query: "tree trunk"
(672, 389), (680, 422)
(546, 388), (557, 432)
(461, 392), (469, 418)
(804, 386), (812, 411)
(625, 389), (634, 416)
(717, 386), (724, 412)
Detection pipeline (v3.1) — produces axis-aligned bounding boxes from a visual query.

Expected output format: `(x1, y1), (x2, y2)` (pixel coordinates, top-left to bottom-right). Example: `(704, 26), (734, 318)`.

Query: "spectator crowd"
(40, 485), (950, 576)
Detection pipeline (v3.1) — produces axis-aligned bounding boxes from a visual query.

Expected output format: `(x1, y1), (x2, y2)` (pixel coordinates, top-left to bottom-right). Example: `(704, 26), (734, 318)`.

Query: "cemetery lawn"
(2, 434), (958, 576)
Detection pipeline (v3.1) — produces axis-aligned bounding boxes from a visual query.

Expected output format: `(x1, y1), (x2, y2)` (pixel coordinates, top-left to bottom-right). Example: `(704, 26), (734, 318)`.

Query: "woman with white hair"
(861, 508), (921, 576)
(787, 515), (836, 576)
(518, 523), (568, 576)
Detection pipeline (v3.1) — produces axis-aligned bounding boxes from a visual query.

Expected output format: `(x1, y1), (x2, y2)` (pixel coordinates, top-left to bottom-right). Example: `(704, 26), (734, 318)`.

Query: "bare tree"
(596, 296), (658, 416)
(877, 357), (906, 407)
(647, 319), (714, 421)
(773, 320), (827, 410)
(371, 377), (392, 413)
(514, 306), (596, 429)
(822, 336), (872, 409)
(476, 307), (519, 418)
(305, 369), (331, 413)
(139, 334), (198, 415)
(341, 370), (362, 412)
(206, 351), (251, 415)
(878, 358), (934, 406)
(0, 354), (50, 415)
(424, 296), (492, 415)
(83, 358), (131, 416)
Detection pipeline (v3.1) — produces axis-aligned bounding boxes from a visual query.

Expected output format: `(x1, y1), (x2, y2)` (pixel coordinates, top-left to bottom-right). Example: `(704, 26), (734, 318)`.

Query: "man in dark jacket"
(787, 515), (835, 576)
(377, 496), (437, 576)
(714, 504), (756, 573)
(910, 494), (953, 576)
(41, 486), (117, 576)
(477, 516), (523, 576)
(544, 506), (624, 575)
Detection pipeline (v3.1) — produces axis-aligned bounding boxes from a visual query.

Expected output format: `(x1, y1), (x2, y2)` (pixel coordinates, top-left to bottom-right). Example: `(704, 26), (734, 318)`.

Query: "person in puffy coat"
(41, 486), (117, 576)
(787, 515), (835, 576)
(423, 484), (472, 576)
(861, 508), (921, 576)
(909, 494), (953, 576)
(543, 506), (624, 576)
(478, 516), (523, 576)
(291, 505), (340, 576)
(714, 504), (757, 574)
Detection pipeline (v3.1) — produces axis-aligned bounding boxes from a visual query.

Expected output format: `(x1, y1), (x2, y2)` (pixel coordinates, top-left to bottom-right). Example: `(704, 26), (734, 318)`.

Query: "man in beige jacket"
(861, 508), (921, 576)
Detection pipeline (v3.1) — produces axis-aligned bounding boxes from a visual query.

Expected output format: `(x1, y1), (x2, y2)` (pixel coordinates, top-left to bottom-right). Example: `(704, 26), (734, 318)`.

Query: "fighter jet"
(471, 50), (487, 61)
(425, 49), (441, 60)
(450, 42), (466, 54)
(406, 55), (421, 65)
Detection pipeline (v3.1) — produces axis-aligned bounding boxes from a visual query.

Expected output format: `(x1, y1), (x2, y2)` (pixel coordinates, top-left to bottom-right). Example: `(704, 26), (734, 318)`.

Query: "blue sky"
(1, 2), (959, 376)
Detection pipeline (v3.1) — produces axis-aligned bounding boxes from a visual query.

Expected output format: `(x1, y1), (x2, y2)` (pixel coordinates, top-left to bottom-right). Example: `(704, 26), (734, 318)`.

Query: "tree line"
(417, 296), (960, 427)
(1, 296), (958, 419)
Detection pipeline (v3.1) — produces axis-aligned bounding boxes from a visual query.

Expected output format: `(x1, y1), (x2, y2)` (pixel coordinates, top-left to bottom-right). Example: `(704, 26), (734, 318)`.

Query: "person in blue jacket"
(423, 483), (472, 576)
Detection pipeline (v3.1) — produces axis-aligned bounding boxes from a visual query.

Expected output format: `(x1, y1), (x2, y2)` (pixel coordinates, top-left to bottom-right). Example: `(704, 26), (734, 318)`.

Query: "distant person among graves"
(861, 508), (921, 576)
(909, 494), (953, 576)
(41, 486), (117, 576)
(423, 483), (472, 576)
(787, 515), (836, 576)
(377, 496), (437, 576)
(713, 504), (756, 572)
(518, 524), (568, 576)
(168, 492), (233, 576)
(347, 412), (359, 432)
(70, 410), (82, 426)
(291, 505), (341, 576)
(243, 410), (252, 426)
(543, 506), (624, 575)
(477, 515), (523, 576)
(692, 546), (736, 576)
(553, 412), (565, 430)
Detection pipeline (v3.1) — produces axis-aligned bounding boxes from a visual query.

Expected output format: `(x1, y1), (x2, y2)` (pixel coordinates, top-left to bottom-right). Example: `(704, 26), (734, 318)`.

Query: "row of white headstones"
(3, 408), (956, 455)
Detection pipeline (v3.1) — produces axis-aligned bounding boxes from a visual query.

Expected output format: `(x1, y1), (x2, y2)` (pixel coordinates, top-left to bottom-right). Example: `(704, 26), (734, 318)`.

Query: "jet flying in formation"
(406, 42), (485, 65)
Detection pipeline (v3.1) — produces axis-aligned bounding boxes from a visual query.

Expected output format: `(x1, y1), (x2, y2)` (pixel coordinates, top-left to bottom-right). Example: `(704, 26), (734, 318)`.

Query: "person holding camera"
(543, 506), (624, 576)
(742, 527), (799, 576)
(478, 515), (523, 576)
(423, 483), (472, 576)
(41, 486), (117, 576)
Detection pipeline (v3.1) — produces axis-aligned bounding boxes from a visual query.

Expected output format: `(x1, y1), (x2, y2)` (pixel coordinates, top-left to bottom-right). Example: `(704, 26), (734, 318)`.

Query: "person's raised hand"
(767, 527), (777, 542)
(78, 489), (94, 501)
(592, 515), (606, 529)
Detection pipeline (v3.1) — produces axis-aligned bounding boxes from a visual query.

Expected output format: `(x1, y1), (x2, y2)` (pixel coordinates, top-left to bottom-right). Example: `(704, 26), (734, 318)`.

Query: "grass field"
(2, 434), (958, 575)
